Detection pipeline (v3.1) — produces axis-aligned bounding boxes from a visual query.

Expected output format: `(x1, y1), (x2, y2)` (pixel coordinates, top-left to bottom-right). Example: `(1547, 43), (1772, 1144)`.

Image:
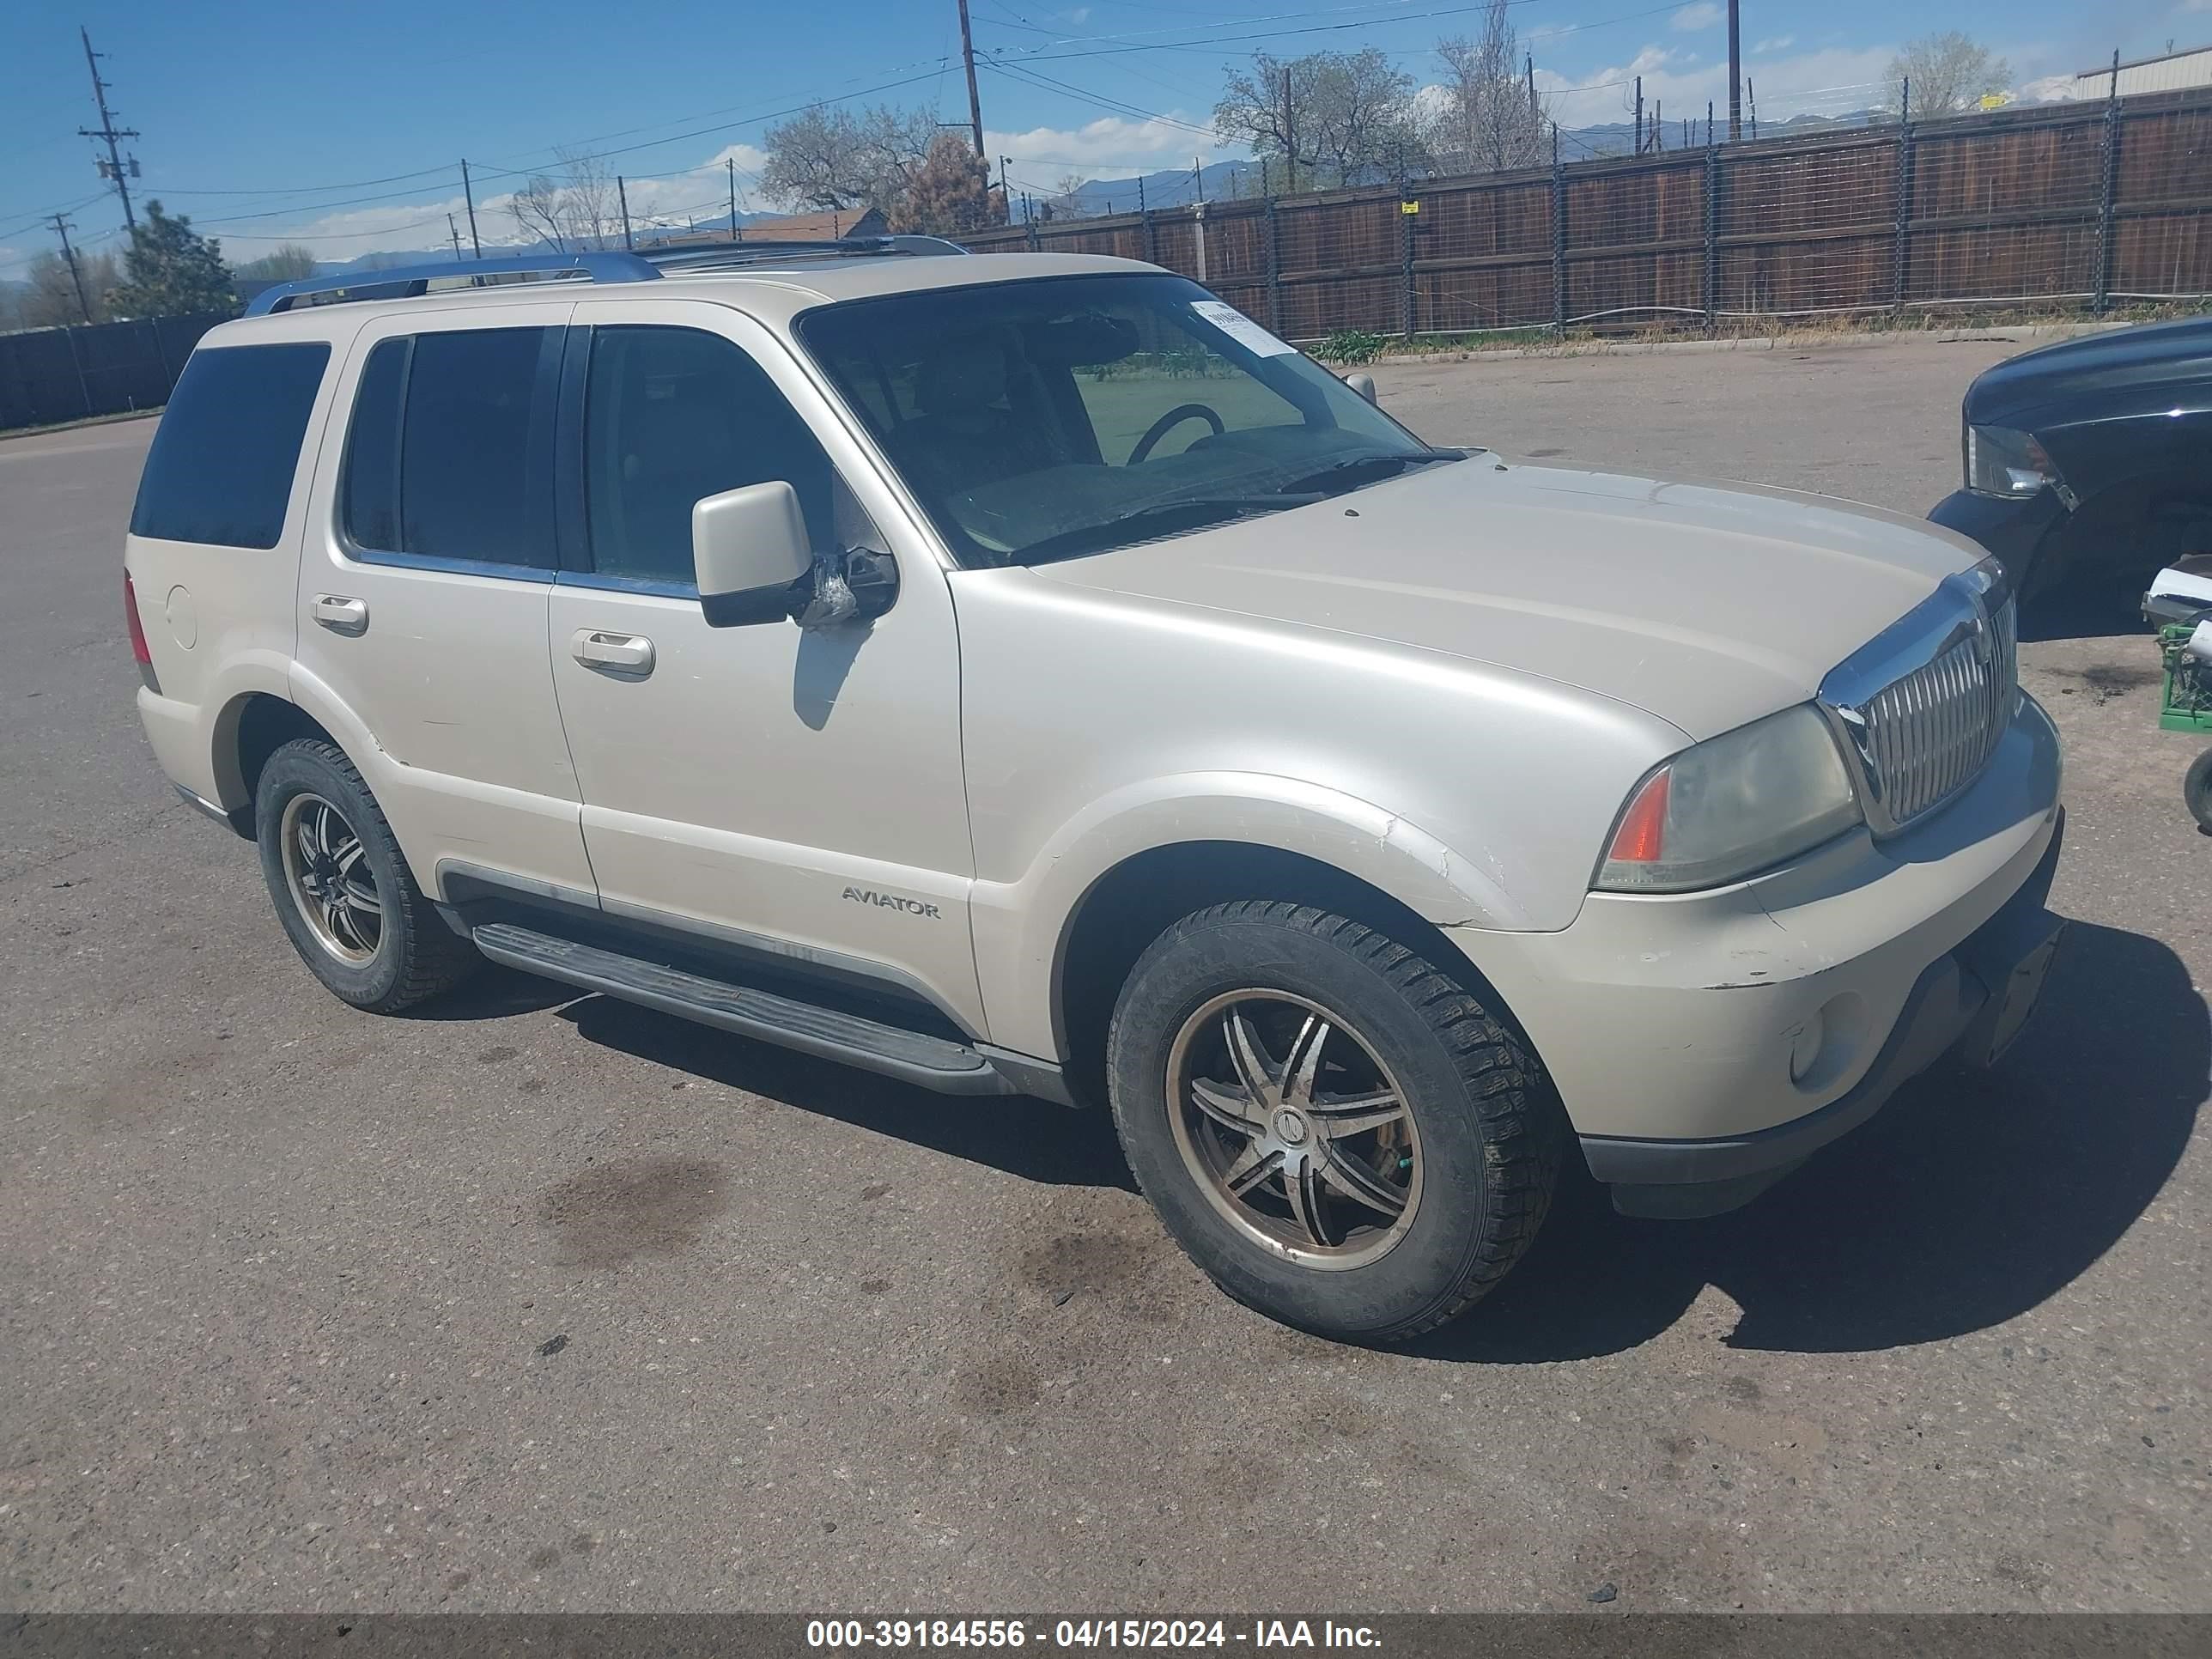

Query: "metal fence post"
(2094, 50), (2121, 314)
(1550, 133), (1566, 333)
(1026, 216), (1040, 252)
(1401, 194), (1416, 338)
(1142, 208), (1158, 265)
(1704, 138), (1720, 331)
(1266, 196), (1283, 332)
(1893, 116), (1915, 311)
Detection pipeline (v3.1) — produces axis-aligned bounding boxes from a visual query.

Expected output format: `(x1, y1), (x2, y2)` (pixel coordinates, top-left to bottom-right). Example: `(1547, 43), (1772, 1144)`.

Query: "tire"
(2187, 747), (2212, 836)
(1106, 900), (1562, 1344)
(253, 738), (478, 1013)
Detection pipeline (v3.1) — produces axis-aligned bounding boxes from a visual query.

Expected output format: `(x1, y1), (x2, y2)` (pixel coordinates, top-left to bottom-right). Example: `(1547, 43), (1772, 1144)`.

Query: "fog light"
(1788, 1010), (1826, 1082)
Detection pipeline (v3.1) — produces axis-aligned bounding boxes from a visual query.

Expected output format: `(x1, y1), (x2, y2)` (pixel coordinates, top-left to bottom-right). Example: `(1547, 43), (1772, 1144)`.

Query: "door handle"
(313, 595), (368, 634)
(570, 629), (656, 675)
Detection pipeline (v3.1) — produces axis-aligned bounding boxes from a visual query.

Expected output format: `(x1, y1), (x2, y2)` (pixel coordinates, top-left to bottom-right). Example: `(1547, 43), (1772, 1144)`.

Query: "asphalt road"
(3, 333), (2206, 1614)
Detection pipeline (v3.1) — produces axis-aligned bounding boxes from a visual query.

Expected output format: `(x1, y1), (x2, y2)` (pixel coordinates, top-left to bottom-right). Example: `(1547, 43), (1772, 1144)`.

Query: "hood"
(1965, 317), (2212, 428)
(1031, 457), (1979, 741)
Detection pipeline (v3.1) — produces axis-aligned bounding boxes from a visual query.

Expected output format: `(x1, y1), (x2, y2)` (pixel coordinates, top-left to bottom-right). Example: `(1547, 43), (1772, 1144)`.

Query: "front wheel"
(1106, 900), (1562, 1343)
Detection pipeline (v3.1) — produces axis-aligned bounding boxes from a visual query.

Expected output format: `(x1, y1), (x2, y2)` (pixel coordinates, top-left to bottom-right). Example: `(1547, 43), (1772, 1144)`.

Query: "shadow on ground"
(529, 915), (2197, 1362)
(1419, 917), (2206, 1361)
(557, 992), (1137, 1193)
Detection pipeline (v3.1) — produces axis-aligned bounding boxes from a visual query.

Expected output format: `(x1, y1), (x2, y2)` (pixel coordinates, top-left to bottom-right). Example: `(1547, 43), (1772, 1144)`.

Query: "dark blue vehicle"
(1929, 317), (2212, 608)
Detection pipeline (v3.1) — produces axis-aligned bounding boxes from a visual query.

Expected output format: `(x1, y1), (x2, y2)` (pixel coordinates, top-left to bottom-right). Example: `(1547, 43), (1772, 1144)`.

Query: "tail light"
(124, 571), (158, 690)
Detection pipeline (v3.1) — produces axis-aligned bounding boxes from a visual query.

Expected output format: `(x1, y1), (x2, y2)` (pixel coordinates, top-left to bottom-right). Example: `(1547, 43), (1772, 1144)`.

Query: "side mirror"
(1345, 372), (1378, 405)
(694, 482), (813, 628)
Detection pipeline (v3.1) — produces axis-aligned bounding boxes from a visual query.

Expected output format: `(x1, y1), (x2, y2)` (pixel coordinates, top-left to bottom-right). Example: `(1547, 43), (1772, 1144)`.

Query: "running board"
(471, 921), (1018, 1097)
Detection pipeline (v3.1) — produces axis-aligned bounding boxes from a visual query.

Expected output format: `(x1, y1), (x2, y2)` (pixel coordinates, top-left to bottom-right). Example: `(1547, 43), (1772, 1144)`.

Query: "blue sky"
(3, 0), (2203, 274)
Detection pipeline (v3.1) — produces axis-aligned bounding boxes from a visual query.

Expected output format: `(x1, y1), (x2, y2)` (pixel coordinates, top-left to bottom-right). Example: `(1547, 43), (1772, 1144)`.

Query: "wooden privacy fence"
(960, 86), (2212, 341)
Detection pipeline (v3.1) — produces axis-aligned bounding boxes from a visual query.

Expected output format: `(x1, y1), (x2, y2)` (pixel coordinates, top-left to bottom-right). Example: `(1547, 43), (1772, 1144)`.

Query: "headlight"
(1595, 704), (1861, 892)
(1966, 423), (2075, 506)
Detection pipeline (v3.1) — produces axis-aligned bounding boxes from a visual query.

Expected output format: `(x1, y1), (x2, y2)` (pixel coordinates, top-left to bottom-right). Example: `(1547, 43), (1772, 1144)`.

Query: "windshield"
(797, 273), (1460, 566)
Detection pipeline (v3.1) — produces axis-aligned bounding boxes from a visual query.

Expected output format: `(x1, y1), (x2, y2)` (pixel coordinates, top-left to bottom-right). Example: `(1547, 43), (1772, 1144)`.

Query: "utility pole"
(1726, 0), (1741, 140)
(617, 175), (635, 250)
(460, 160), (482, 257)
(1527, 52), (1537, 115)
(956, 0), (985, 157)
(1281, 64), (1297, 193)
(1000, 154), (1013, 216)
(49, 215), (93, 324)
(1194, 155), (1205, 204)
(728, 156), (739, 242)
(447, 213), (464, 261)
(77, 27), (140, 230)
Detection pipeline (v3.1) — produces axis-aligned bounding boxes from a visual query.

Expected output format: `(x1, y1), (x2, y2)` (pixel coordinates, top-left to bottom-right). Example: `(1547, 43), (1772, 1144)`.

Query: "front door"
(544, 300), (982, 1033)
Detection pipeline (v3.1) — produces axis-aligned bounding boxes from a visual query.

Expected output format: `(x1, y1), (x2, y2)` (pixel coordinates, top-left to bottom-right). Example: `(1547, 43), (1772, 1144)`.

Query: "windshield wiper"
(1271, 448), (1465, 498)
(1016, 495), (1317, 564)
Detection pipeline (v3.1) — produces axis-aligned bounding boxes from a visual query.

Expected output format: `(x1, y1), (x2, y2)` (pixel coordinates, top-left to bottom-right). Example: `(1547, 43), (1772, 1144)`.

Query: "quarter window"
(339, 325), (559, 568)
(131, 342), (330, 549)
(582, 326), (838, 585)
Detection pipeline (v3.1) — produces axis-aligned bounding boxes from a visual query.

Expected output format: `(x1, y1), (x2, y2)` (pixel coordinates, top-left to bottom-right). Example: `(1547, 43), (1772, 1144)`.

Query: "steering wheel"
(1129, 403), (1226, 465)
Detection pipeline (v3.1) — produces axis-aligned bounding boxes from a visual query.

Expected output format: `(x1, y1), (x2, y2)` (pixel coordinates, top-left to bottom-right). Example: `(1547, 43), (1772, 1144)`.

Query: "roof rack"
(242, 234), (969, 318)
(246, 252), (660, 316)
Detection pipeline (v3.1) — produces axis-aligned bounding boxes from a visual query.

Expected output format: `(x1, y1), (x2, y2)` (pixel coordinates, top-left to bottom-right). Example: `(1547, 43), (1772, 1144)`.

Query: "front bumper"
(1929, 487), (2069, 586)
(1582, 811), (2063, 1216)
(1451, 692), (2064, 1217)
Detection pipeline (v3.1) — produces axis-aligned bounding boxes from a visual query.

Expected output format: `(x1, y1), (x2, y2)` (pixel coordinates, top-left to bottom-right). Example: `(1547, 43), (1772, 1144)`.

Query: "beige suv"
(126, 244), (2064, 1341)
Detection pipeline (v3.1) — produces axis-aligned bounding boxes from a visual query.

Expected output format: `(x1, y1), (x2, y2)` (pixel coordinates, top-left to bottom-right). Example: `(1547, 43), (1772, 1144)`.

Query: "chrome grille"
(1819, 562), (2017, 836)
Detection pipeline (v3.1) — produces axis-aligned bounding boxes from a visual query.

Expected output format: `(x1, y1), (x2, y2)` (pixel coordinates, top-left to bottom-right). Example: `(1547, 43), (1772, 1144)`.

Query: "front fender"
(967, 771), (1530, 1060)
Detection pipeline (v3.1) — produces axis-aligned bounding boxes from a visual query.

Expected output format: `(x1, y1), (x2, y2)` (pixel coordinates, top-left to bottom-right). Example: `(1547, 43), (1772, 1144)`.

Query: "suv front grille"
(1819, 562), (2017, 836)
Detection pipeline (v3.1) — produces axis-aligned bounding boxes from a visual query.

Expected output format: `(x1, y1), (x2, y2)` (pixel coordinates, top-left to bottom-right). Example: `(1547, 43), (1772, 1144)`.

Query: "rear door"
(292, 302), (593, 898)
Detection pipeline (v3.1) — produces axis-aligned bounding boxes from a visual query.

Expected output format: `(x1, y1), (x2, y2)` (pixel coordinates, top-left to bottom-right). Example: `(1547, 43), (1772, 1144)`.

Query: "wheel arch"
(1048, 838), (1535, 1111)
(210, 690), (344, 839)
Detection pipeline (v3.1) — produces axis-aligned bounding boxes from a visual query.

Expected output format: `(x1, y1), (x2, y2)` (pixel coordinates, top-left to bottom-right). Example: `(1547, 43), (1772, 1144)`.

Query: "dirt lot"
(1, 332), (2205, 1613)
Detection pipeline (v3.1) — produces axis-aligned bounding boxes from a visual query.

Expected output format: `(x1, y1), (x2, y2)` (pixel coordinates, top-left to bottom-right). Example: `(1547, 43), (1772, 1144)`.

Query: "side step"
(471, 921), (1018, 1096)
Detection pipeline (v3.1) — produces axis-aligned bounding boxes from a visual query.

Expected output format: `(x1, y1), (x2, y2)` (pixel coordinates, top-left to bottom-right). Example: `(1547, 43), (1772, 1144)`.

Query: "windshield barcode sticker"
(1190, 300), (1297, 357)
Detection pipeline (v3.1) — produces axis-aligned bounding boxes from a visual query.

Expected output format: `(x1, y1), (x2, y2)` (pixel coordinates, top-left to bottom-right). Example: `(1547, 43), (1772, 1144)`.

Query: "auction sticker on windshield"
(1190, 299), (1295, 357)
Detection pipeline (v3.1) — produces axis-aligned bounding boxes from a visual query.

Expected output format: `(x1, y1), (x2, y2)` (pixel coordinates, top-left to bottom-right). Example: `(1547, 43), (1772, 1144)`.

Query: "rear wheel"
(1107, 900), (1561, 1343)
(254, 738), (477, 1012)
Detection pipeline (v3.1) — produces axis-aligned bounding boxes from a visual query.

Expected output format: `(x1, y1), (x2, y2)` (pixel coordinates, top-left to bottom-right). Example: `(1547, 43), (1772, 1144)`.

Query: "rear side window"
(131, 342), (330, 549)
(339, 326), (558, 569)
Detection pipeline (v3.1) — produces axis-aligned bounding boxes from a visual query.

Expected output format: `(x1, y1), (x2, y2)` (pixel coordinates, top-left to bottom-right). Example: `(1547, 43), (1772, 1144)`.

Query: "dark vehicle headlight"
(1966, 423), (2075, 507)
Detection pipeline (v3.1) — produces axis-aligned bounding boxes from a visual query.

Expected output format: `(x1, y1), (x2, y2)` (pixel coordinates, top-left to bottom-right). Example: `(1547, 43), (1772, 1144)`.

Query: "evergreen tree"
(107, 201), (240, 319)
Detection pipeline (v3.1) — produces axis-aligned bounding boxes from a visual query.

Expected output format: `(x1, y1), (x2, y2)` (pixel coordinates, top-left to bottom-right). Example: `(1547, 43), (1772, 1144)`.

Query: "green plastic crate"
(2157, 623), (2212, 732)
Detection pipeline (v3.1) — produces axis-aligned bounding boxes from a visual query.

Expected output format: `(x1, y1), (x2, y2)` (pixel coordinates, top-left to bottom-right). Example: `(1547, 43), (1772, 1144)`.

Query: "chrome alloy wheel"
(1164, 990), (1423, 1269)
(279, 792), (383, 964)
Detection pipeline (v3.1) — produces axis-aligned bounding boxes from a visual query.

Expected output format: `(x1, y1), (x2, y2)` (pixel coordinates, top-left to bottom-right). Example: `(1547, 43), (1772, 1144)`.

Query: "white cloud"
(1059, 4), (1091, 21)
(2180, 0), (2210, 12)
(1753, 35), (1795, 54)
(2016, 72), (2092, 103)
(1671, 3), (1723, 30)
(987, 113), (1219, 177)
(1537, 42), (1898, 131)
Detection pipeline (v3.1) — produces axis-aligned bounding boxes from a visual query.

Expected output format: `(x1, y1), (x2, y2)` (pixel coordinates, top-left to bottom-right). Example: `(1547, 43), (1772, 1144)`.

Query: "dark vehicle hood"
(1966, 317), (2212, 428)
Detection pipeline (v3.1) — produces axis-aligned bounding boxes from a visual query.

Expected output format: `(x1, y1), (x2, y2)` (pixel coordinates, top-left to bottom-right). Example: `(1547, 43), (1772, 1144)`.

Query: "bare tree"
(19, 249), (118, 327)
(230, 243), (318, 282)
(1887, 33), (2012, 117)
(1215, 52), (1330, 193)
(508, 149), (623, 252)
(1428, 0), (1547, 174)
(1309, 48), (1425, 184)
(763, 102), (939, 216)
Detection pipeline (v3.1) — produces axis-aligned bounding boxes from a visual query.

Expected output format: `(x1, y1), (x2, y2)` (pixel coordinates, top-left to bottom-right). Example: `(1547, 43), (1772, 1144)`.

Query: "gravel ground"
(1, 331), (2205, 1613)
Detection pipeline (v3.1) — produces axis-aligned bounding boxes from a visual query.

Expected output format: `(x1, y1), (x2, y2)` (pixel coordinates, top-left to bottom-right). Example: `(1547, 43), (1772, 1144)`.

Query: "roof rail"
(245, 252), (661, 317)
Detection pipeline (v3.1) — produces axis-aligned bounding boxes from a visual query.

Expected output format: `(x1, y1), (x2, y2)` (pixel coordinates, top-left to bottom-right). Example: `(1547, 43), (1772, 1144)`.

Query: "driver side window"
(582, 325), (856, 586)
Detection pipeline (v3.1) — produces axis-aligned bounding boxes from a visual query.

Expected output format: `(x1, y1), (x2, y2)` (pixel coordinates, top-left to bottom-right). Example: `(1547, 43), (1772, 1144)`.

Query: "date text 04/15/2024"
(805, 1620), (1383, 1650)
